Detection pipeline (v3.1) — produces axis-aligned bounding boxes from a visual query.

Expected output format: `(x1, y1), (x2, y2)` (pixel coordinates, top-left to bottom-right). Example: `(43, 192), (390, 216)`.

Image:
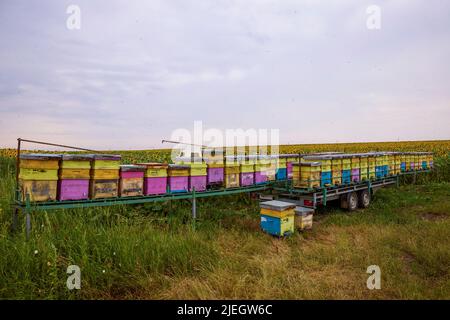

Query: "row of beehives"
(18, 153), (302, 202)
(17, 151), (433, 202)
(293, 151), (434, 189)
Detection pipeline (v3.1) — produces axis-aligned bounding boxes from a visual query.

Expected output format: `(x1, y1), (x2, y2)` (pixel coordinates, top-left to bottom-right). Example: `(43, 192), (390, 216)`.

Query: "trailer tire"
(358, 190), (371, 208)
(340, 192), (358, 211)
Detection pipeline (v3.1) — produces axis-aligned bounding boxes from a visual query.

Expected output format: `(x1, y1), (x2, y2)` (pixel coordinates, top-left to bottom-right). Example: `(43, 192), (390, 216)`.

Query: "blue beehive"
(276, 168), (287, 180)
(320, 171), (332, 187)
(342, 170), (351, 184)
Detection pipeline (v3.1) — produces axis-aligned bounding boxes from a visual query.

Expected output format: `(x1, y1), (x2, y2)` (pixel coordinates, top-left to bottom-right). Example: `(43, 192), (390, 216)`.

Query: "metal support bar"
(25, 193), (31, 240)
(192, 187), (197, 220)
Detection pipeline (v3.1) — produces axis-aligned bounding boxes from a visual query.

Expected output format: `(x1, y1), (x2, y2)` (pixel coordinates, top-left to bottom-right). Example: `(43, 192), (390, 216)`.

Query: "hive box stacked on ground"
(239, 156), (255, 186)
(167, 164), (190, 193)
(205, 158), (224, 185)
(137, 163), (168, 195)
(350, 154), (360, 182)
(260, 200), (295, 237)
(359, 154), (369, 181)
(58, 154), (91, 201)
(90, 154), (121, 199)
(368, 153), (376, 180)
(254, 155), (270, 184)
(303, 155), (331, 187)
(119, 165), (145, 197)
(418, 152), (427, 170)
(284, 154), (299, 179)
(19, 154), (61, 202)
(224, 157), (240, 188)
(275, 156), (287, 180)
(293, 162), (321, 188)
(341, 155), (352, 184)
(294, 206), (314, 231)
(331, 156), (342, 185)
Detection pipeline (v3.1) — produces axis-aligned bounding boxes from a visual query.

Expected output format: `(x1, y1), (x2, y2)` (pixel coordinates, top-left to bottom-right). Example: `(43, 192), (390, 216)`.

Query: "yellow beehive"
(19, 154), (62, 202)
(367, 154), (376, 179)
(277, 156), (287, 169)
(341, 156), (351, 171)
(59, 168), (90, 179)
(225, 173), (239, 188)
(19, 180), (58, 202)
(224, 163), (240, 175)
(240, 163), (254, 173)
(187, 163), (207, 176)
(19, 168), (59, 181)
(351, 155), (360, 169)
(90, 179), (118, 199)
(414, 153), (420, 170)
(136, 163), (168, 177)
(427, 153), (434, 169)
(359, 155), (369, 181)
(168, 165), (190, 176)
(331, 156), (342, 185)
(295, 162), (321, 188)
(303, 155), (331, 172)
(91, 160), (121, 170)
(59, 154), (92, 179)
(260, 207), (295, 218)
(90, 169), (120, 180)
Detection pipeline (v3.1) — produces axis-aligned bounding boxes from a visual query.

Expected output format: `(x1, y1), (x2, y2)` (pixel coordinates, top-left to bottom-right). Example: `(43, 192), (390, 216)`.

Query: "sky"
(0, 0), (449, 150)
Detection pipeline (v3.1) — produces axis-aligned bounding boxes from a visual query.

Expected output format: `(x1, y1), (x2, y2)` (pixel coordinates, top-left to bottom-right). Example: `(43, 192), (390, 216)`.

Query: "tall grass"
(0, 155), (449, 299)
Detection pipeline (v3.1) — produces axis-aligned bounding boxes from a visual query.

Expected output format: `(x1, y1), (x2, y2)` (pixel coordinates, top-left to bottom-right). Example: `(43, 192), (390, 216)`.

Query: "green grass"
(0, 155), (449, 299)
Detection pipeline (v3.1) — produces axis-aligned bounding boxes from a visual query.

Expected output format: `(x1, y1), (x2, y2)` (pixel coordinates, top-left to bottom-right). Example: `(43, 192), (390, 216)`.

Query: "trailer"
(271, 172), (423, 211)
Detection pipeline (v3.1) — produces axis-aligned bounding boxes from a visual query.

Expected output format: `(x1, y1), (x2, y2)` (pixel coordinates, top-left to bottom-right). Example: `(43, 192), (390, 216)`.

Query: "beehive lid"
(279, 153), (299, 158)
(61, 154), (93, 161)
(120, 164), (146, 172)
(136, 162), (169, 169)
(260, 200), (296, 211)
(20, 153), (62, 160)
(300, 161), (321, 167)
(303, 155), (332, 160)
(89, 154), (121, 160)
(168, 164), (190, 169)
(294, 206), (315, 216)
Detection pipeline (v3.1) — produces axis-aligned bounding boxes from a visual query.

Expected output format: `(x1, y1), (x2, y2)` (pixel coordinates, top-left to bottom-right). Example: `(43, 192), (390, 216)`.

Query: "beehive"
(303, 155), (331, 187)
(181, 161), (207, 192)
(255, 155), (271, 183)
(294, 206), (314, 231)
(414, 153), (420, 170)
(285, 154), (299, 179)
(400, 153), (407, 172)
(367, 154), (376, 179)
(350, 154), (360, 182)
(359, 154), (369, 181)
(119, 165), (145, 197)
(427, 152), (434, 169)
(58, 154), (91, 201)
(260, 200), (295, 237)
(239, 156), (255, 186)
(266, 156), (277, 181)
(294, 162), (321, 189)
(90, 179), (119, 199)
(19, 154), (61, 202)
(89, 154), (121, 199)
(225, 172), (240, 188)
(168, 164), (190, 193)
(419, 152), (427, 170)
(137, 163), (168, 195)
(331, 156), (342, 185)
(375, 153), (385, 178)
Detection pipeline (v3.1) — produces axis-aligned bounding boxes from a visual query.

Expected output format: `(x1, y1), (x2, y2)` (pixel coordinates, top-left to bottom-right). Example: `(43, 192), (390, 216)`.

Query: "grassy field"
(0, 141), (449, 299)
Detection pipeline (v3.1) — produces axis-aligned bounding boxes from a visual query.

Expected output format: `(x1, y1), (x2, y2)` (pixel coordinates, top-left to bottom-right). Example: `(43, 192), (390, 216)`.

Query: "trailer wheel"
(340, 192), (358, 211)
(358, 190), (371, 208)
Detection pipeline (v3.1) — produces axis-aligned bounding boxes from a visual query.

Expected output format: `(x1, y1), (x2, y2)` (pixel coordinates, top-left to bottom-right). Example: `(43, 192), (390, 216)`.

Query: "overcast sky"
(0, 0), (449, 149)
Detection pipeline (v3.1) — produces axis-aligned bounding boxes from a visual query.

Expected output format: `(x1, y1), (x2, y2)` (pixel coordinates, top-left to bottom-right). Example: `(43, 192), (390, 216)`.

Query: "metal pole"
(25, 193), (31, 240)
(15, 138), (21, 202)
(192, 187), (196, 220)
(17, 138), (97, 152)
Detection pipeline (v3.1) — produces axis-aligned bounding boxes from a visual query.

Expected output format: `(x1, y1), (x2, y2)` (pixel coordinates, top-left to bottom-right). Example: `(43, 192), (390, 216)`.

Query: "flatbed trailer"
(271, 171), (429, 211)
